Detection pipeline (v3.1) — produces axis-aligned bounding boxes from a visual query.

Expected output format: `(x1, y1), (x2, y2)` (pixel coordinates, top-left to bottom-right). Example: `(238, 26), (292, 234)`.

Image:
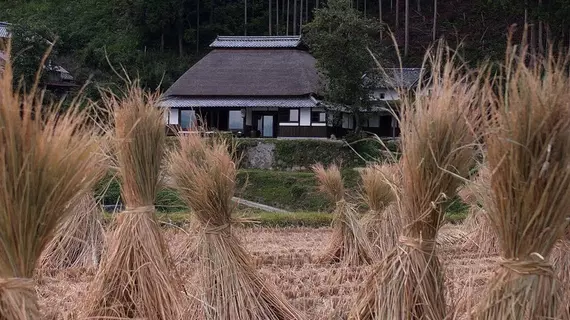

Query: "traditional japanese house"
(160, 35), (328, 138)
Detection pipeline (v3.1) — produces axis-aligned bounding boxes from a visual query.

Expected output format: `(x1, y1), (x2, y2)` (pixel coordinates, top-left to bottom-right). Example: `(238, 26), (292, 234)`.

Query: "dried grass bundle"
(460, 166), (498, 255)
(84, 84), (184, 319)
(313, 163), (375, 266)
(436, 223), (467, 247)
(349, 42), (479, 320)
(551, 231), (570, 304)
(40, 193), (104, 270)
(0, 60), (105, 320)
(359, 163), (401, 256)
(474, 44), (570, 320)
(168, 132), (303, 320)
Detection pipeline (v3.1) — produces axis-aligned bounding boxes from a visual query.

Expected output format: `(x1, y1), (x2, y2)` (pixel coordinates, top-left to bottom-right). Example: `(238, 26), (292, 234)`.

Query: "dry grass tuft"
(312, 163), (344, 203)
(551, 233), (570, 308)
(40, 193), (105, 271)
(312, 164), (375, 266)
(0, 58), (105, 320)
(359, 163), (401, 257)
(168, 132), (303, 319)
(360, 163), (399, 213)
(459, 166), (498, 255)
(349, 41), (480, 320)
(474, 43), (570, 320)
(84, 83), (184, 319)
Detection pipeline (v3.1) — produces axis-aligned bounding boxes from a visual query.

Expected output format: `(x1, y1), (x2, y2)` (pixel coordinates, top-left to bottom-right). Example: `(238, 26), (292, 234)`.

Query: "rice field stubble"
(36, 225), (502, 320)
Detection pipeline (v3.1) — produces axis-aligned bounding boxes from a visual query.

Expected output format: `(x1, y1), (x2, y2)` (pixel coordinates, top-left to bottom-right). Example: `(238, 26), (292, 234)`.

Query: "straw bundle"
(359, 163), (401, 256)
(474, 45), (570, 320)
(551, 229), (570, 304)
(84, 84), (184, 319)
(349, 42), (479, 320)
(0, 60), (105, 320)
(168, 132), (303, 320)
(40, 193), (104, 270)
(459, 166), (498, 255)
(313, 163), (375, 266)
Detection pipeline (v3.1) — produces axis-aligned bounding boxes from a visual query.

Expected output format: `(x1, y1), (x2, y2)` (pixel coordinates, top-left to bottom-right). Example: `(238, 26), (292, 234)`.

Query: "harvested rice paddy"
(38, 225), (500, 320)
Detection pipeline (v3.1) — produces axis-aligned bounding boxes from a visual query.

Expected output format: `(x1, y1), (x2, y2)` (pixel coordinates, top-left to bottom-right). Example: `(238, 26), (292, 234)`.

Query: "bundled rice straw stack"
(168, 132), (303, 320)
(551, 227), (570, 306)
(359, 163), (401, 256)
(313, 164), (375, 266)
(0, 59), (105, 319)
(84, 84), (184, 319)
(349, 42), (480, 320)
(40, 193), (105, 270)
(458, 166), (498, 255)
(473, 44), (570, 320)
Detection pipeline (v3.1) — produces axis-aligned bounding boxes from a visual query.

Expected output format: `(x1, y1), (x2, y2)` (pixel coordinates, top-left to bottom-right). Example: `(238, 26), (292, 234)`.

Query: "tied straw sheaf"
(474, 38), (570, 320)
(359, 163), (401, 257)
(168, 132), (303, 320)
(0, 48), (106, 319)
(40, 193), (105, 271)
(349, 40), (481, 320)
(312, 163), (375, 266)
(84, 83), (184, 320)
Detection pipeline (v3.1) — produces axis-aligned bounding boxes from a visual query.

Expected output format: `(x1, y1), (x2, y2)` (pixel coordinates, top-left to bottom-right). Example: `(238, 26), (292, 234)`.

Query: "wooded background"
(2, 0), (570, 96)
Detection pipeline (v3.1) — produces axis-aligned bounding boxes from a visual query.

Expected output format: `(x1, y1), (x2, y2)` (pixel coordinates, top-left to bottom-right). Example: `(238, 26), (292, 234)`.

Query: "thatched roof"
(164, 48), (320, 97)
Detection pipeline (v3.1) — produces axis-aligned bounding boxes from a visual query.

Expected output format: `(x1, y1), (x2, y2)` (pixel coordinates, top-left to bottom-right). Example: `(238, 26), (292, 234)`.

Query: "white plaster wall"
(300, 108), (311, 126)
(169, 109), (179, 125)
(372, 88), (400, 101)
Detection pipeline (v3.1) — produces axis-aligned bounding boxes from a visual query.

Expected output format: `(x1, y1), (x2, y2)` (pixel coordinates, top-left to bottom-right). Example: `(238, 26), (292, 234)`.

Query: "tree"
(405, 0), (409, 56)
(304, 0), (382, 132)
(432, 0), (437, 41)
(9, 23), (55, 90)
(379, 0), (383, 40)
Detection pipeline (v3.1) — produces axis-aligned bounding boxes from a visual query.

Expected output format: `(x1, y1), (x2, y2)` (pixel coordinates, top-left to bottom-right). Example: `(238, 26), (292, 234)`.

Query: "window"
(289, 109), (299, 122)
(380, 93), (386, 100)
(311, 111), (326, 123)
(180, 110), (196, 130)
(228, 110), (243, 130)
(278, 109), (299, 122)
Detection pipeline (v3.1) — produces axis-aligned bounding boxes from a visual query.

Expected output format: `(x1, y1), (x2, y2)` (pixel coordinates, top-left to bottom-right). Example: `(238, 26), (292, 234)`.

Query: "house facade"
(160, 35), (422, 139)
(160, 36), (328, 138)
(334, 68), (424, 138)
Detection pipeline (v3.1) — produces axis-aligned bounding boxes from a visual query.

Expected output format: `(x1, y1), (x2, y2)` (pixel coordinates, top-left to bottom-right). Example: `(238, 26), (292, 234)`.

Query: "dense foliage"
(2, 0), (570, 98)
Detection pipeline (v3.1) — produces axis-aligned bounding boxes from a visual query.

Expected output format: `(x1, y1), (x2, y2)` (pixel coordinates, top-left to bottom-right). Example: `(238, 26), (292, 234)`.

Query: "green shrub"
(444, 196), (470, 224)
(273, 139), (363, 169)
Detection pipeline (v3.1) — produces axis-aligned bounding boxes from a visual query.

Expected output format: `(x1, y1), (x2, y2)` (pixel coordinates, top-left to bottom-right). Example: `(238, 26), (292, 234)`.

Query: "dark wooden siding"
(278, 126), (328, 138)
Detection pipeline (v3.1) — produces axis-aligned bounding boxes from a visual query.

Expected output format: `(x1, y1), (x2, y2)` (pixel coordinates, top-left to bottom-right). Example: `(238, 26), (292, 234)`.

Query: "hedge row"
(167, 136), (400, 170)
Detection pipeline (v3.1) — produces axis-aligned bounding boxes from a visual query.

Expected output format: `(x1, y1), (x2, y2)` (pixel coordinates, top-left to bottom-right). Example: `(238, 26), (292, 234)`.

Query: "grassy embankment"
(97, 169), (469, 227)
